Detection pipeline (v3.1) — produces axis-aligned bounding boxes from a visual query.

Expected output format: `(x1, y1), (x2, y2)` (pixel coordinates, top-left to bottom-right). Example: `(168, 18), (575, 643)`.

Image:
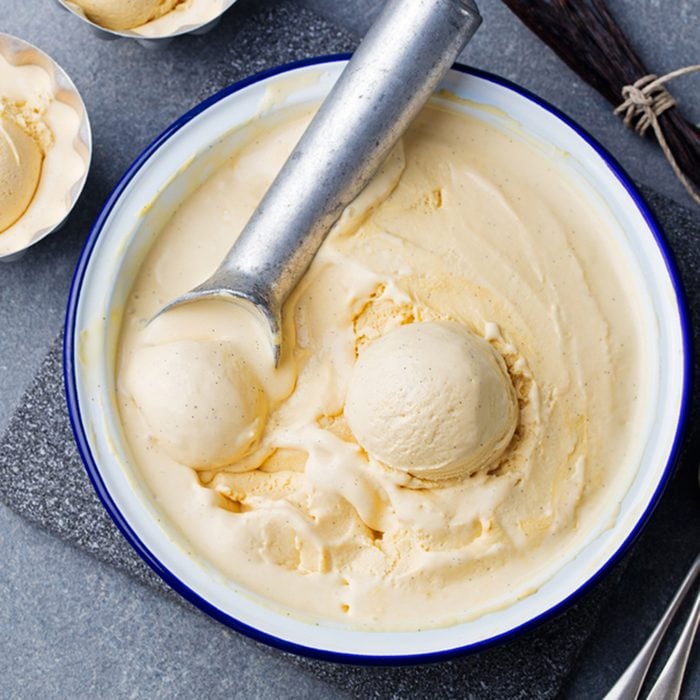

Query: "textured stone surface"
(0, 0), (698, 698)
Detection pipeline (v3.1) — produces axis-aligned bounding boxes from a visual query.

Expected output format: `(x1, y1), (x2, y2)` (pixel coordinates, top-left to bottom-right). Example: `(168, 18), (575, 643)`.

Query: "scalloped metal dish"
(0, 32), (92, 262)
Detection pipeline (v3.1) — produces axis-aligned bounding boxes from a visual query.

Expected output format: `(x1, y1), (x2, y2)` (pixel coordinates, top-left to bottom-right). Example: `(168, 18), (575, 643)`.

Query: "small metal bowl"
(56, 0), (238, 49)
(0, 33), (92, 262)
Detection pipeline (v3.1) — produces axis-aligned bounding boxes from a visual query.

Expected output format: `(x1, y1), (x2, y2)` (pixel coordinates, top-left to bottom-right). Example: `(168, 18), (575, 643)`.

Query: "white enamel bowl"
(64, 57), (690, 663)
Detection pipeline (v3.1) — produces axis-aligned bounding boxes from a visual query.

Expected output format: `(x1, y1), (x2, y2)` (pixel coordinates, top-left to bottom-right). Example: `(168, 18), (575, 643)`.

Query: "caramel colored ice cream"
(0, 50), (87, 256)
(0, 116), (42, 232)
(67, 0), (225, 36)
(70, 0), (181, 30)
(117, 103), (650, 629)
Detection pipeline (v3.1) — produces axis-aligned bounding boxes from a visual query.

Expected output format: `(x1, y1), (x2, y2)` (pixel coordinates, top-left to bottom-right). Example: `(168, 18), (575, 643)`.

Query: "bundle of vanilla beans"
(502, 0), (700, 203)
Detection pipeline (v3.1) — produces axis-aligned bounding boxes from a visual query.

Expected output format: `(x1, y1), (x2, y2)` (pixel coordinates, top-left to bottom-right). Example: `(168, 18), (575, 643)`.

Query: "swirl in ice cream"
(117, 102), (650, 629)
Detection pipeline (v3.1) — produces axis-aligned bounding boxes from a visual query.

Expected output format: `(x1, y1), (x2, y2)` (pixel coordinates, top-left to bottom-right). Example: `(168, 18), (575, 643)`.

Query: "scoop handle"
(207, 0), (481, 315)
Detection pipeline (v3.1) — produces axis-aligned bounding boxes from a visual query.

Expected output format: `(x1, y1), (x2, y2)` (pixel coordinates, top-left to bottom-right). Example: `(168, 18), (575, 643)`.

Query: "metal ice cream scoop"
(157, 0), (481, 363)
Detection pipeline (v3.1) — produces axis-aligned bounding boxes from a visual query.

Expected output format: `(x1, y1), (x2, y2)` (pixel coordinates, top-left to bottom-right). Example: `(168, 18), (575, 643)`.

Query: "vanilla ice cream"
(117, 103), (650, 629)
(345, 321), (518, 481)
(126, 340), (267, 469)
(0, 48), (87, 256)
(70, 0), (181, 30)
(0, 116), (42, 232)
(67, 0), (225, 36)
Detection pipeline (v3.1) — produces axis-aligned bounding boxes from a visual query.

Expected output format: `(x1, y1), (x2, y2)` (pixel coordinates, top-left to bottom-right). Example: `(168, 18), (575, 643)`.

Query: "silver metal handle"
(200, 0), (481, 333)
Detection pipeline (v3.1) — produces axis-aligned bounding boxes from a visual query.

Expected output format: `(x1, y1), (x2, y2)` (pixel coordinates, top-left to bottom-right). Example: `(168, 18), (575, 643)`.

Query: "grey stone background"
(0, 0), (698, 697)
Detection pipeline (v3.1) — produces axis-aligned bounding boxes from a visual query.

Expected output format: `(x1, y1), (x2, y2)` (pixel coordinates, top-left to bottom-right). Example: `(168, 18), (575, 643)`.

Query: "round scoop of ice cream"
(72, 0), (181, 30)
(345, 321), (518, 480)
(127, 340), (267, 469)
(0, 117), (43, 233)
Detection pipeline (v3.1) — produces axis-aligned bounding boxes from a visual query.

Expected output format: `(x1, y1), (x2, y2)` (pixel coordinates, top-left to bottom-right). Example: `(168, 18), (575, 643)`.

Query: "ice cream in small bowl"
(58, 0), (238, 45)
(0, 33), (91, 261)
(65, 58), (689, 661)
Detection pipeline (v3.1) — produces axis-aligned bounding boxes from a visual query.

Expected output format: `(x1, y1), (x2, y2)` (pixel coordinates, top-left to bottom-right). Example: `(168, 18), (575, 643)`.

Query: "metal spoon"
(156, 0), (482, 364)
(647, 579), (700, 700)
(603, 553), (699, 700)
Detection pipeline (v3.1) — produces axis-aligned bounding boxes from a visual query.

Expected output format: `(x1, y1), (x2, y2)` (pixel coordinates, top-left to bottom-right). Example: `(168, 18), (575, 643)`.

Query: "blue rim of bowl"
(64, 54), (692, 665)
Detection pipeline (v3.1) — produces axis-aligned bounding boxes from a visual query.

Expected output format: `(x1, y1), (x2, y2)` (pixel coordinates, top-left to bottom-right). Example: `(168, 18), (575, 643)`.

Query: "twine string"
(615, 65), (700, 205)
